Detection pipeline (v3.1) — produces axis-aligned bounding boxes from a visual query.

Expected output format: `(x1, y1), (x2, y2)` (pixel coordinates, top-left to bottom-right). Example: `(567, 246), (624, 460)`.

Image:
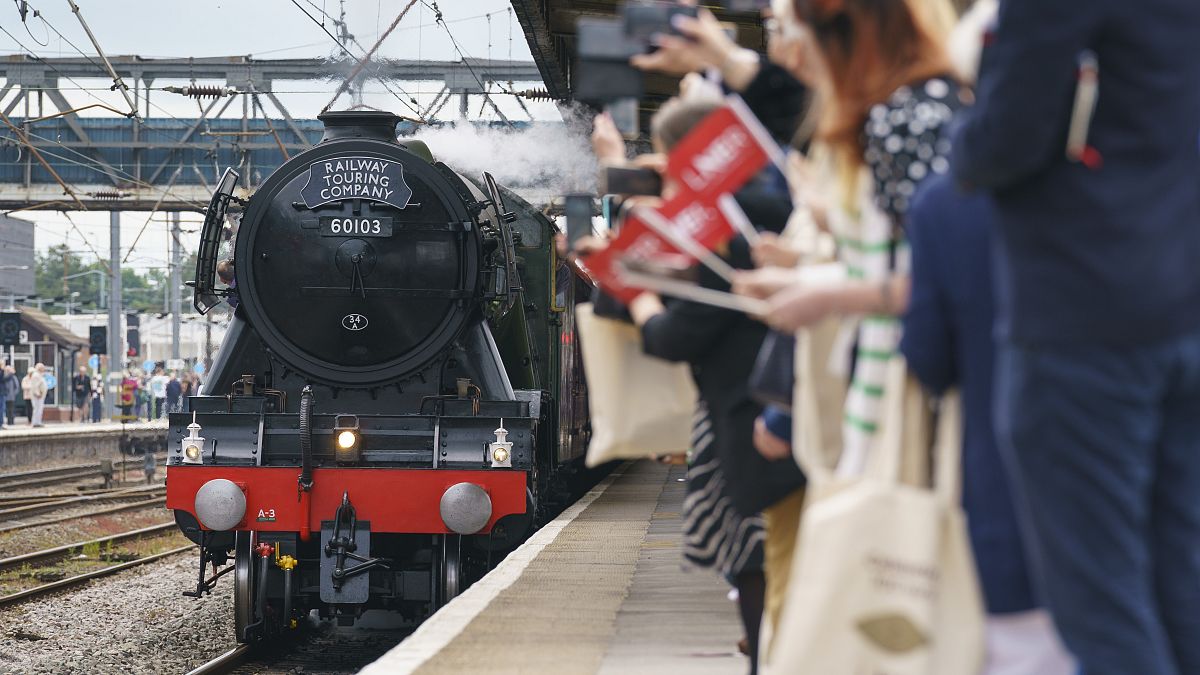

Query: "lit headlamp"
(181, 413), (205, 465)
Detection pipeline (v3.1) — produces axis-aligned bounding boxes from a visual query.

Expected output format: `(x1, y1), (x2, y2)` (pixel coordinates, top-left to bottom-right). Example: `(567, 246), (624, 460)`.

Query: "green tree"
(33, 244), (201, 316)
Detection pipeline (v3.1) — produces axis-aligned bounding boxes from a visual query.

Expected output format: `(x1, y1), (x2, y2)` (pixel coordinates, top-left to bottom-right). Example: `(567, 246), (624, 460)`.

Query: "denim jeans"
(995, 331), (1200, 675)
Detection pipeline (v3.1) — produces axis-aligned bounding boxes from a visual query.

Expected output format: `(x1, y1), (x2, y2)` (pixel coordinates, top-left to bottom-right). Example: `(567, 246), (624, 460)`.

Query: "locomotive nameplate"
(300, 156), (413, 209)
(319, 216), (393, 237)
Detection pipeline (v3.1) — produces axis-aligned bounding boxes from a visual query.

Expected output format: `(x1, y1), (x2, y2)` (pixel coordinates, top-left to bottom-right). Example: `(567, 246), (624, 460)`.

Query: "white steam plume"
(412, 121), (597, 205)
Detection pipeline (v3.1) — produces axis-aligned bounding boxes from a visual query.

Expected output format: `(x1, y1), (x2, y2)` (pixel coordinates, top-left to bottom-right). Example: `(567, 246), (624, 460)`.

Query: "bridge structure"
(0, 55), (544, 211)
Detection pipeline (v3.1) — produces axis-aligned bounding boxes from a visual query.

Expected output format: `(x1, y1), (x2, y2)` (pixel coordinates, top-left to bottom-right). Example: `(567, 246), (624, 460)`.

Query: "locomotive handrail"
(193, 167), (241, 315)
(482, 171), (522, 318)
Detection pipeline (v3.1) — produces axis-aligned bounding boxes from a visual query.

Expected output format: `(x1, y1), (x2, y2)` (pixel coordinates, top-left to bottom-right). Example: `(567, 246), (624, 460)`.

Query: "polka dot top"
(862, 76), (965, 227)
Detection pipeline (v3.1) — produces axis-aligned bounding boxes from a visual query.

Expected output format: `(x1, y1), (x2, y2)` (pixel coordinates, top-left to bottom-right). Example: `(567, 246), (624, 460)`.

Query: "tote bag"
(576, 304), (698, 467)
(767, 349), (985, 675)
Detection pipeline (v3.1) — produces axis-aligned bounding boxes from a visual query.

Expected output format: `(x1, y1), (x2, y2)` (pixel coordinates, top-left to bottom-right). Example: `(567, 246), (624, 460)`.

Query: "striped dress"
(682, 403), (765, 578)
(831, 77), (964, 476)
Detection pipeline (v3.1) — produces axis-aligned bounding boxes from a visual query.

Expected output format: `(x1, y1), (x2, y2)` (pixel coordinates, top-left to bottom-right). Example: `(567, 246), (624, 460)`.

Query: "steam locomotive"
(165, 111), (590, 641)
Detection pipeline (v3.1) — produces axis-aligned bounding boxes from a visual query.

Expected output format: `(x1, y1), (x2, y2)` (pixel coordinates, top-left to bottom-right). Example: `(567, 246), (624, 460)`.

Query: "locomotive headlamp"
(333, 415), (361, 463)
(181, 412), (205, 465)
(489, 421), (513, 468)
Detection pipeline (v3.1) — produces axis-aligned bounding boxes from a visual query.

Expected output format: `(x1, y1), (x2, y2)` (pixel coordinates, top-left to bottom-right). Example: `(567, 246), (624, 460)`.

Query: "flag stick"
(634, 206), (737, 283)
(718, 193), (760, 246)
(616, 265), (768, 316)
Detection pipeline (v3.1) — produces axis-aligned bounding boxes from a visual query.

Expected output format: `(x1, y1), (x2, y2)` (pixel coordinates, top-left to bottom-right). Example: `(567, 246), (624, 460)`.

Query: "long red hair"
(794, 0), (952, 168)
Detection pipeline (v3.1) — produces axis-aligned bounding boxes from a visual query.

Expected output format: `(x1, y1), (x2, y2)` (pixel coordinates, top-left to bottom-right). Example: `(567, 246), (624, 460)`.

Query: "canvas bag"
(767, 344), (985, 675)
(575, 303), (697, 467)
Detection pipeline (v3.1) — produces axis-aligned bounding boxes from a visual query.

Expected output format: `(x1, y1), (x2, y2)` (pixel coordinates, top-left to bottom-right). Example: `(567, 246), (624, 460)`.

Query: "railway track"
(185, 625), (412, 675)
(0, 522), (178, 572)
(0, 484), (166, 522)
(0, 456), (165, 492)
(0, 521), (190, 607)
(0, 495), (167, 535)
(0, 544), (194, 608)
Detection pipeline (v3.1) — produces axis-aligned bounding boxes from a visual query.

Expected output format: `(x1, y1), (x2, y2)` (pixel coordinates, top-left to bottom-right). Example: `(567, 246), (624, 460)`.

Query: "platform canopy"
(510, 1), (769, 115)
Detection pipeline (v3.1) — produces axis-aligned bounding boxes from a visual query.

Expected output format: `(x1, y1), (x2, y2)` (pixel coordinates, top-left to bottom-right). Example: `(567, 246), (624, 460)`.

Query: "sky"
(0, 0), (557, 270)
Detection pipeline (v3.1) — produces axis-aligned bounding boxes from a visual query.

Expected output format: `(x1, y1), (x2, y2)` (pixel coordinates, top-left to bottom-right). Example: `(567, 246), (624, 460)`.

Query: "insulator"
(161, 85), (237, 99)
(514, 88), (557, 102)
(88, 189), (126, 200)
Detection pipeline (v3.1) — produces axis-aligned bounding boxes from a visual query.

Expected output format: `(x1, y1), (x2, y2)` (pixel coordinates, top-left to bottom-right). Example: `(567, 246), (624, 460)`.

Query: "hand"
(763, 284), (835, 332)
(571, 234), (611, 257)
(630, 152), (667, 174)
(754, 415), (792, 461)
(630, 9), (740, 77)
(629, 292), (666, 327)
(751, 232), (803, 269)
(731, 266), (801, 300)
(591, 113), (626, 164)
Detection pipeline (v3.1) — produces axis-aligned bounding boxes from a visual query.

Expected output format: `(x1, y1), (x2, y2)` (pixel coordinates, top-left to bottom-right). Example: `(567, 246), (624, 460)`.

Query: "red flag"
(666, 102), (773, 199)
(580, 96), (784, 304)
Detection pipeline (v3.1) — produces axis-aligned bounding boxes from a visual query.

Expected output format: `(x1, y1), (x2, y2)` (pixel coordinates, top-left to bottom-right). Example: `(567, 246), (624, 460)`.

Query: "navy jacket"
(951, 0), (1200, 345)
(901, 176), (1035, 614)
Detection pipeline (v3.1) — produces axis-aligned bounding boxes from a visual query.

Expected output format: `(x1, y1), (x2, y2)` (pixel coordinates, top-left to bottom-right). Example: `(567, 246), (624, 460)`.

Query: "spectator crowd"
(569, 1), (1200, 674)
(0, 361), (201, 429)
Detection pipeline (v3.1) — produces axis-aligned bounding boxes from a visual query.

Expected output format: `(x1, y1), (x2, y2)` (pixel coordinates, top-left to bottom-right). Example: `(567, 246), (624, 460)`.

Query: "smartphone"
(601, 195), (619, 231)
(720, 0), (770, 12)
(575, 17), (644, 103)
(564, 194), (595, 249)
(606, 98), (640, 139)
(621, 1), (699, 44)
(602, 166), (663, 196)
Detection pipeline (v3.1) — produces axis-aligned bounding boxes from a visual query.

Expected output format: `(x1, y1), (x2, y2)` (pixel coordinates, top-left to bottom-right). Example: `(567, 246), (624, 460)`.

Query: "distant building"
(56, 311), (228, 371)
(1, 307), (88, 421)
(0, 214), (34, 300)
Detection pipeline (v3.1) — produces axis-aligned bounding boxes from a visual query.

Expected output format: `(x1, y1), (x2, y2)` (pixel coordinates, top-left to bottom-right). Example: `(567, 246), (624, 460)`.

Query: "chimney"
(317, 110), (401, 144)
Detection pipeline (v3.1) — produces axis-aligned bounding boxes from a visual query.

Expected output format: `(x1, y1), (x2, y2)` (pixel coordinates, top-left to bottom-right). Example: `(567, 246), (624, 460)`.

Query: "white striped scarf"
(828, 170), (909, 477)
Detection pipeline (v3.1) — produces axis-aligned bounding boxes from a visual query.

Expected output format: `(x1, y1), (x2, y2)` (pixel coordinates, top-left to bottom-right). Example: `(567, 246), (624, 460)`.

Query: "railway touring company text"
(300, 155), (413, 209)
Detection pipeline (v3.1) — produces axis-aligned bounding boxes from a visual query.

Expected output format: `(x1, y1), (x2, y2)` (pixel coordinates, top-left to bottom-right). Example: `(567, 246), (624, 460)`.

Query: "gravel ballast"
(0, 552), (235, 674)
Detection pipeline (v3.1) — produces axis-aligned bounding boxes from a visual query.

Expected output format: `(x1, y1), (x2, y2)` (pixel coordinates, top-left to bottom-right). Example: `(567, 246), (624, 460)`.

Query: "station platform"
(0, 420), (167, 438)
(362, 460), (746, 675)
(0, 420), (167, 468)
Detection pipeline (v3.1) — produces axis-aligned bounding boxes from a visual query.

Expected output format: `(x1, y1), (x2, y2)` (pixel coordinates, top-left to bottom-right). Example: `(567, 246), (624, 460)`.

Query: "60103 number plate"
(320, 216), (393, 237)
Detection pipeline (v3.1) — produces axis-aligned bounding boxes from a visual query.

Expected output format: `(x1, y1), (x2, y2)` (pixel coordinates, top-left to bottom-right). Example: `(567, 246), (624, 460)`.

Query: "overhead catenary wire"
(317, 0), (423, 116)
(62, 0), (139, 120)
(0, 107), (85, 208)
(0, 10), (224, 206)
(4, 0), (235, 129)
(287, 0), (424, 120)
(9, 125), (209, 210)
(122, 166), (181, 264)
(58, 210), (110, 272)
(422, 0), (515, 129)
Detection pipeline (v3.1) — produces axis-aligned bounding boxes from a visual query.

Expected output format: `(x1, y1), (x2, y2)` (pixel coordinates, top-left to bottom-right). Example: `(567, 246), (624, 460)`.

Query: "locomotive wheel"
(233, 531), (283, 642)
(437, 534), (463, 607)
(233, 532), (255, 642)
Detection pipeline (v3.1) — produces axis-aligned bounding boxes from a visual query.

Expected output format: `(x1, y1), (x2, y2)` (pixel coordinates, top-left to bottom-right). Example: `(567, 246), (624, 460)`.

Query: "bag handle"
(866, 357), (913, 487)
(868, 359), (964, 507)
(792, 329), (835, 484)
(932, 390), (963, 507)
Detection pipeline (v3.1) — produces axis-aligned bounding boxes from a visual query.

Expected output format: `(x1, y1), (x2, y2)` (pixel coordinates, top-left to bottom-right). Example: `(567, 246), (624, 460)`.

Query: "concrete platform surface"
(0, 420), (167, 439)
(361, 461), (745, 675)
(0, 420), (168, 469)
